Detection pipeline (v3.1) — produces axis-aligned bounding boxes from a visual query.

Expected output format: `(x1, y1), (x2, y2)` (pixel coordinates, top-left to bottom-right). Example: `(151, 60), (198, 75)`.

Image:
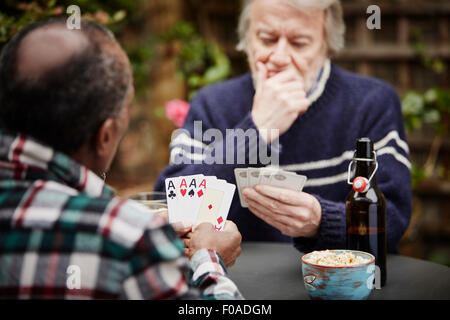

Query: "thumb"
(223, 220), (237, 232)
(256, 61), (267, 92)
(171, 221), (193, 237)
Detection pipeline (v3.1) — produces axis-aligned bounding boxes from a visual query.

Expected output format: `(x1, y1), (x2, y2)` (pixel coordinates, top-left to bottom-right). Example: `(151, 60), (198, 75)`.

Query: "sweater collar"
(307, 59), (331, 104)
(0, 131), (114, 198)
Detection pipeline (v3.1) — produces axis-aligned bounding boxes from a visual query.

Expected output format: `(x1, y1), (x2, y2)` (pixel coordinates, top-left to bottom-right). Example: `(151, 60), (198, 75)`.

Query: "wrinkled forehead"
(250, 0), (325, 34)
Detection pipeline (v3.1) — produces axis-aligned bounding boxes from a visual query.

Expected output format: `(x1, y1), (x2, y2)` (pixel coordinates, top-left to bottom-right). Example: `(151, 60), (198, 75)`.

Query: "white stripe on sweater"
(170, 132), (208, 150)
(304, 147), (411, 187)
(170, 147), (206, 164)
(305, 172), (349, 187)
(280, 150), (355, 172)
(374, 130), (409, 154)
(280, 130), (409, 172)
(376, 146), (411, 170)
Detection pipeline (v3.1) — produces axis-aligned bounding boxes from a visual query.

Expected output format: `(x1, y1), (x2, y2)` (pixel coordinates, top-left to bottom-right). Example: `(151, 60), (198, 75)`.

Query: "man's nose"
(269, 38), (291, 68)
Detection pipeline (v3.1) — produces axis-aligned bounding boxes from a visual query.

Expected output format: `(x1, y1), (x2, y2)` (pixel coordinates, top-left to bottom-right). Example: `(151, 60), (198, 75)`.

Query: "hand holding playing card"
(243, 184), (322, 238)
(152, 209), (192, 238)
(235, 167), (307, 208)
(165, 175), (235, 231)
(183, 221), (242, 268)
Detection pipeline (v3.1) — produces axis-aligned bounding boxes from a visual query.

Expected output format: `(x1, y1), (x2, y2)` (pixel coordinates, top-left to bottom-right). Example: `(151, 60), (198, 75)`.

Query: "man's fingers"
(256, 61), (267, 92)
(171, 221), (193, 237)
(243, 187), (286, 213)
(193, 222), (215, 232)
(266, 68), (302, 85)
(243, 187), (308, 220)
(155, 209), (169, 221)
(274, 81), (306, 94)
(247, 198), (297, 226)
(222, 220), (238, 233)
(254, 184), (311, 207)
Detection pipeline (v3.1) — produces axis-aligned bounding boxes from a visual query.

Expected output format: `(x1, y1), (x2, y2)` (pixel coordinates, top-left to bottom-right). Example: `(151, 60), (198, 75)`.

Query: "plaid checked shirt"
(0, 131), (243, 300)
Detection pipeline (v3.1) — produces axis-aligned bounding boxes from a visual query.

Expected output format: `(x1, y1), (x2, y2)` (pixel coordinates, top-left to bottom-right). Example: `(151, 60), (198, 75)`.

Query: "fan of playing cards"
(165, 175), (236, 231)
(234, 167), (307, 208)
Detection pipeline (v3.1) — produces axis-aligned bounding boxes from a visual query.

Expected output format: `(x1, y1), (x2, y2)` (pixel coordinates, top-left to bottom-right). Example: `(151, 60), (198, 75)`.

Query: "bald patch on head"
(16, 24), (89, 81)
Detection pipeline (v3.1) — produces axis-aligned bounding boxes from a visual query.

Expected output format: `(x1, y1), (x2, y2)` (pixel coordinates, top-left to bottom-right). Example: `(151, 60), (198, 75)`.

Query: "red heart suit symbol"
(180, 189), (186, 196)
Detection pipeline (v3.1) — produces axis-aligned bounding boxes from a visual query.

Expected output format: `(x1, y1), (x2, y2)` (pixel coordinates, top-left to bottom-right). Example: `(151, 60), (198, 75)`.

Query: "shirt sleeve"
(189, 248), (244, 300)
(119, 221), (243, 300)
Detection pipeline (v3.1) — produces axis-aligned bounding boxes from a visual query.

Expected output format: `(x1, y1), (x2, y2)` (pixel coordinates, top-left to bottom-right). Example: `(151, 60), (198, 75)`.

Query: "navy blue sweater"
(155, 64), (412, 253)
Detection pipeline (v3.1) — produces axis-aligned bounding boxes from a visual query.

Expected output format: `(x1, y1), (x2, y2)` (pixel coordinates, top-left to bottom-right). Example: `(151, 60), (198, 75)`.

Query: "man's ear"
(94, 118), (117, 158)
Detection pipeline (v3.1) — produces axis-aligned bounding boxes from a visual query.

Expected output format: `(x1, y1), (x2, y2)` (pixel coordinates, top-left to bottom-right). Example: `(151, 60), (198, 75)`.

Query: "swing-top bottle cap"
(353, 176), (369, 193)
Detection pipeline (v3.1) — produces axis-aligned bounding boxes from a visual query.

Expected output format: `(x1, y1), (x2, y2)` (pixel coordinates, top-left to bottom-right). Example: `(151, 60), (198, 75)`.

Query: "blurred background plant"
(158, 21), (231, 100)
(402, 88), (450, 187)
(398, 20), (450, 267)
(152, 21), (231, 123)
(401, 27), (450, 189)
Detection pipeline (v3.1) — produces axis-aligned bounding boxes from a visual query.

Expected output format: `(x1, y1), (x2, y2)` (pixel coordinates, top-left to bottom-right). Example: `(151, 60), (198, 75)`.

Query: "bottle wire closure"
(347, 151), (378, 193)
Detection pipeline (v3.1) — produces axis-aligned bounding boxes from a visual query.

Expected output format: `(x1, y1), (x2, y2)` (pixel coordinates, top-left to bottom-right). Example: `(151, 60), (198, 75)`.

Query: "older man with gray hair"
(156, 0), (411, 254)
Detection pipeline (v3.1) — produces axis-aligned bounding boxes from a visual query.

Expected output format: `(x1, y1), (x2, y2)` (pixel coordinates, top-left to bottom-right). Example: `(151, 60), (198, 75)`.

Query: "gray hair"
(237, 0), (346, 56)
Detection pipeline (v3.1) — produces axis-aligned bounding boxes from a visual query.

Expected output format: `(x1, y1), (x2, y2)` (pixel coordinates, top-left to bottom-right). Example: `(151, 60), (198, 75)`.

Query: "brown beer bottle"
(346, 138), (387, 287)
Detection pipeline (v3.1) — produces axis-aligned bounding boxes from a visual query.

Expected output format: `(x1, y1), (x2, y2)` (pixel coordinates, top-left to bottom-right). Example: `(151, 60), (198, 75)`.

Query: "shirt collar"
(0, 130), (115, 198)
(307, 59), (331, 104)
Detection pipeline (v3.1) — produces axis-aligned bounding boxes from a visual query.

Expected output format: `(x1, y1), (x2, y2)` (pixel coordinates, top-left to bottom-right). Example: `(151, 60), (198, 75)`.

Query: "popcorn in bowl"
(304, 249), (371, 267)
(301, 249), (376, 300)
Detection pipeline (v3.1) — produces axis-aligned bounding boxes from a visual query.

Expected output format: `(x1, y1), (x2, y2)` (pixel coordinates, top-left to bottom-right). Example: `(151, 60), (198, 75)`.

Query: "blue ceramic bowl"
(301, 250), (375, 300)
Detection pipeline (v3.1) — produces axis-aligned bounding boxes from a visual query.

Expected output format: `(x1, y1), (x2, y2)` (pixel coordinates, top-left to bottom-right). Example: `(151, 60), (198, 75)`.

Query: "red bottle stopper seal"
(353, 176), (369, 193)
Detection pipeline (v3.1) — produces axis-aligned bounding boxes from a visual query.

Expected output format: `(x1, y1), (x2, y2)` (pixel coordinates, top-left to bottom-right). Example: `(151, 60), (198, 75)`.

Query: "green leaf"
(431, 60), (446, 74)
(424, 88), (438, 104)
(402, 91), (425, 115)
(187, 74), (202, 87)
(112, 10), (126, 22)
(423, 109), (440, 124)
(410, 116), (423, 130)
(201, 45), (231, 85)
(47, 0), (57, 9)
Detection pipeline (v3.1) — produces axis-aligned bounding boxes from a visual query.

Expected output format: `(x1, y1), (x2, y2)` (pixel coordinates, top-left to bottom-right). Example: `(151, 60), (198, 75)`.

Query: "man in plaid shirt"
(0, 18), (243, 299)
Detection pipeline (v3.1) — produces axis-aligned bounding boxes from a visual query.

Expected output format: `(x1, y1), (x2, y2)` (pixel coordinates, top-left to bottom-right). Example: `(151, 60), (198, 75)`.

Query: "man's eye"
(261, 38), (277, 45)
(292, 42), (307, 48)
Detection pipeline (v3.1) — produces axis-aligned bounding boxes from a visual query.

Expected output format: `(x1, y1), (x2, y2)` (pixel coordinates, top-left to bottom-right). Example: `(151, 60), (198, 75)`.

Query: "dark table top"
(228, 242), (450, 300)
